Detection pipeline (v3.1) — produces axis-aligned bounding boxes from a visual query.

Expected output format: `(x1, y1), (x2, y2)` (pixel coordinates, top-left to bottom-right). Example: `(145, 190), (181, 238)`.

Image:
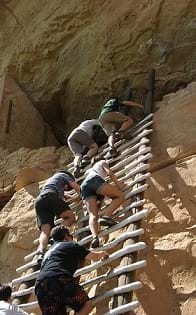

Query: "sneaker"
(114, 131), (122, 142)
(91, 236), (100, 248)
(73, 166), (81, 178)
(81, 156), (91, 168)
(37, 251), (45, 265)
(99, 216), (118, 227)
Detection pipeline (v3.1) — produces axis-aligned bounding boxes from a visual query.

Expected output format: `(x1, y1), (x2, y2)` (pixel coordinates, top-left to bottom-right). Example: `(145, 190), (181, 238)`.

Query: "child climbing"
(99, 98), (143, 156)
(34, 170), (80, 262)
(80, 158), (124, 248)
(67, 119), (102, 178)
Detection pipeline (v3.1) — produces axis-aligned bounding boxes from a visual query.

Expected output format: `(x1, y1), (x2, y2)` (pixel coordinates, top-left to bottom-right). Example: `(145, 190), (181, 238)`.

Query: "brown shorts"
(67, 129), (94, 155)
(35, 275), (89, 315)
(99, 112), (130, 136)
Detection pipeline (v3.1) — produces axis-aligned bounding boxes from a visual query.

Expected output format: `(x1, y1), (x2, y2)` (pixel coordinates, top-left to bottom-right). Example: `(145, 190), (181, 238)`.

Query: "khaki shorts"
(99, 112), (130, 136)
(67, 129), (94, 155)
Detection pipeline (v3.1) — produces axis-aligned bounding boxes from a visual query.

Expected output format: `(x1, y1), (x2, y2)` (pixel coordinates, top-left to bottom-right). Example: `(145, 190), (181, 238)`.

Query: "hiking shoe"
(81, 156), (91, 168)
(37, 250), (46, 265)
(114, 131), (123, 142)
(99, 216), (118, 227)
(91, 236), (100, 248)
(73, 166), (81, 178)
(48, 238), (54, 246)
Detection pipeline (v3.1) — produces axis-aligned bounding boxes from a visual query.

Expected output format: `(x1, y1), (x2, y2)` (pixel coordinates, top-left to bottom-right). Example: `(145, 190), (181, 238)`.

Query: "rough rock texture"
(134, 84), (196, 315)
(0, 143), (72, 280)
(0, 74), (59, 151)
(0, 145), (72, 209)
(135, 156), (196, 315)
(0, 0), (196, 135)
(0, 185), (39, 282)
(151, 81), (196, 172)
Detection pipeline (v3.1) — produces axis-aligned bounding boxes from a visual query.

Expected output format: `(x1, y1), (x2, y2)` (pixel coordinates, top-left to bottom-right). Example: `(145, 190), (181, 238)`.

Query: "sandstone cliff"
(0, 0), (196, 138)
(0, 74), (59, 151)
(0, 1), (196, 314)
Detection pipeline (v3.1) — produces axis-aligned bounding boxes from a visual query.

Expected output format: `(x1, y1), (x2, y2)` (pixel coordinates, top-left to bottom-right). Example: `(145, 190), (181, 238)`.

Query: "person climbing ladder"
(67, 119), (103, 178)
(35, 225), (108, 315)
(80, 158), (124, 248)
(99, 98), (143, 156)
(34, 170), (80, 262)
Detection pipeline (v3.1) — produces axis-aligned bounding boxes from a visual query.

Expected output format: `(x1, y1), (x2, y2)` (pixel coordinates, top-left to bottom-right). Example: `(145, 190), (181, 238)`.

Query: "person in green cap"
(99, 98), (143, 155)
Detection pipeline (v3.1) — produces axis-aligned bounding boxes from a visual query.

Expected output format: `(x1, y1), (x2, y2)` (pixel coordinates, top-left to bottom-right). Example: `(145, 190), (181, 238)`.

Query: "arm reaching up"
(85, 250), (109, 261)
(122, 100), (144, 109)
(69, 181), (81, 195)
(103, 162), (123, 190)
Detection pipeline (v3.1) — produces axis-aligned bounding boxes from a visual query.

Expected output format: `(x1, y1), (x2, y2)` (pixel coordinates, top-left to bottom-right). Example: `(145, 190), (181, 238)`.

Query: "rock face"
(135, 83), (196, 315)
(0, 185), (39, 282)
(151, 81), (196, 172)
(136, 156), (196, 315)
(0, 145), (72, 209)
(0, 0), (196, 136)
(0, 75), (59, 151)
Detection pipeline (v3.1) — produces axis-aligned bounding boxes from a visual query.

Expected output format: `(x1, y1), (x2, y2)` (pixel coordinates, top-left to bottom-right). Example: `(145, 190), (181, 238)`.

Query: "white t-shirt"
(77, 119), (100, 136)
(87, 160), (108, 180)
(0, 301), (28, 315)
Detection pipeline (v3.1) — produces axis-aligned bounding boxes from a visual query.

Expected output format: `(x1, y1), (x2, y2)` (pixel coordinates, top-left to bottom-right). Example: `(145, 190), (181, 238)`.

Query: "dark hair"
(51, 225), (71, 242)
(55, 169), (75, 181)
(91, 156), (104, 166)
(55, 170), (75, 191)
(0, 284), (12, 301)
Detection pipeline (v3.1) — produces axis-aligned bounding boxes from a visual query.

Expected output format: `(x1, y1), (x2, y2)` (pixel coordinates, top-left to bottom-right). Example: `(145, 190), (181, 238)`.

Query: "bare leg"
(75, 301), (93, 315)
(85, 198), (99, 237)
(86, 143), (98, 158)
(99, 184), (124, 216)
(74, 153), (83, 168)
(108, 134), (115, 147)
(60, 210), (76, 227)
(119, 117), (133, 132)
(39, 224), (51, 251)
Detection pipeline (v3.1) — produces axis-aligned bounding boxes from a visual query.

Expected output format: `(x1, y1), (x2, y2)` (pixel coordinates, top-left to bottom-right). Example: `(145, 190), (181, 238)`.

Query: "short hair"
(91, 156), (107, 166)
(0, 284), (12, 301)
(51, 225), (71, 242)
(55, 169), (75, 181)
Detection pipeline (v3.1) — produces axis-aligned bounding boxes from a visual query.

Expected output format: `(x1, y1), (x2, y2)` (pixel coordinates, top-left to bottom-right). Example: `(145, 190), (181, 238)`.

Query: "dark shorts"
(35, 193), (70, 229)
(68, 129), (94, 155)
(35, 275), (89, 315)
(80, 175), (106, 200)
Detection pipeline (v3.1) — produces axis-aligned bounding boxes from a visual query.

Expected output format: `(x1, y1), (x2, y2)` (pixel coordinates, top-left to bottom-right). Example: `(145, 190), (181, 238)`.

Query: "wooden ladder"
(11, 70), (155, 315)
